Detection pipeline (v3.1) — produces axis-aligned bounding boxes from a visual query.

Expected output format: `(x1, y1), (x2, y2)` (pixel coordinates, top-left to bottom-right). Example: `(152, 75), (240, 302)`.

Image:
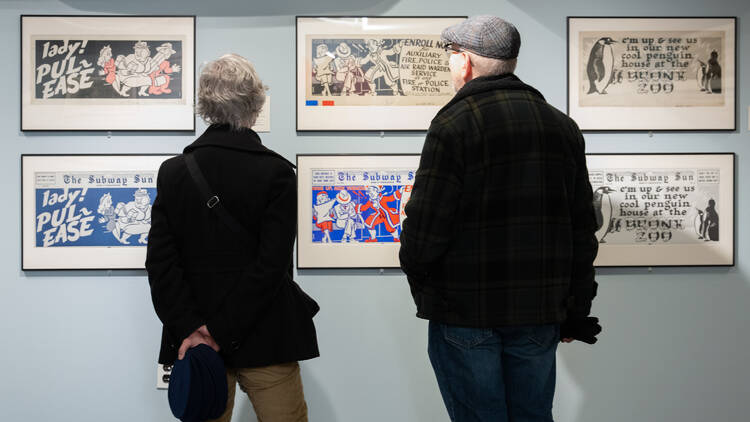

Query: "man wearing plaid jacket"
(399, 16), (601, 422)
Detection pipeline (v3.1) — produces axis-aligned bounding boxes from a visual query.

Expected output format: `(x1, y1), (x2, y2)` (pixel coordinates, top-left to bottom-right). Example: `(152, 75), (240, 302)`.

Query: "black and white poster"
(568, 17), (736, 131)
(33, 39), (183, 100)
(305, 36), (453, 102)
(296, 16), (465, 131)
(21, 15), (195, 131)
(586, 154), (734, 267)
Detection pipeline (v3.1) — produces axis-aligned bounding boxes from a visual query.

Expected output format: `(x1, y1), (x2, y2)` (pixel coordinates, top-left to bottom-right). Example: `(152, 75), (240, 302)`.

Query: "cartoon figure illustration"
(592, 186), (615, 243)
(313, 44), (335, 96)
(334, 42), (368, 96)
(96, 45), (117, 85)
(697, 50), (721, 94)
(586, 37), (616, 94)
(97, 193), (117, 232)
(356, 185), (403, 242)
(148, 43), (181, 95)
(107, 41), (179, 97)
(332, 190), (359, 242)
(697, 198), (719, 241)
(112, 41), (155, 97)
(113, 189), (152, 244)
(312, 191), (335, 243)
(359, 39), (403, 96)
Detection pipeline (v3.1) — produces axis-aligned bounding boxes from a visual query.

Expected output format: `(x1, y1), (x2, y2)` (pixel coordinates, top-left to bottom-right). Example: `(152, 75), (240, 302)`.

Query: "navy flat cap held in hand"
(168, 344), (228, 421)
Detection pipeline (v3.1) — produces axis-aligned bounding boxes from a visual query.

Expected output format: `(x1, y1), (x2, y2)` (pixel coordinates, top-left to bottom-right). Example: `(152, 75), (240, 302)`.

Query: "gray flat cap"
(442, 15), (521, 60)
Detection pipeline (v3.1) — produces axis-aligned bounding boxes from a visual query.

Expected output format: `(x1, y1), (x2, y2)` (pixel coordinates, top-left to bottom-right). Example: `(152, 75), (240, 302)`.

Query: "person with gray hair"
(147, 53), (320, 422)
(400, 16), (601, 421)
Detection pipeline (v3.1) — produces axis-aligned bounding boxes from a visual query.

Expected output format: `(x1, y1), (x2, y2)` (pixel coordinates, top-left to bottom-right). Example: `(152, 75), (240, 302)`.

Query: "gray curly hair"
(196, 54), (267, 130)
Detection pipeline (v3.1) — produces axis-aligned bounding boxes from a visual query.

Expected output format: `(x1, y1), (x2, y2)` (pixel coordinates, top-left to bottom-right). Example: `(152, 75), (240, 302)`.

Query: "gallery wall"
(1, 0), (748, 421)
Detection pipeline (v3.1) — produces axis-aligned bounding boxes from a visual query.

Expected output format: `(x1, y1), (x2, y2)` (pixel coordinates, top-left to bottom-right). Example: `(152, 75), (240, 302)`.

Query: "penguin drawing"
(696, 60), (708, 92)
(593, 186), (615, 243)
(586, 37), (617, 94)
(694, 207), (705, 239)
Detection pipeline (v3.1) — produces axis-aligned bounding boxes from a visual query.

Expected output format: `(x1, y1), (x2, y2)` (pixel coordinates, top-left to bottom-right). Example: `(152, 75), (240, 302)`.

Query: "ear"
(459, 52), (473, 83)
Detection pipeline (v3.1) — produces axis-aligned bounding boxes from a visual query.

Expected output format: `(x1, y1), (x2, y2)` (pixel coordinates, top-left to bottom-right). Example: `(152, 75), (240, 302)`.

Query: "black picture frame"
(567, 17), (737, 132)
(586, 152), (735, 267)
(20, 15), (196, 132)
(21, 154), (175, 270)
(296, 153), (420, 269)
(295, 16), (466, 132)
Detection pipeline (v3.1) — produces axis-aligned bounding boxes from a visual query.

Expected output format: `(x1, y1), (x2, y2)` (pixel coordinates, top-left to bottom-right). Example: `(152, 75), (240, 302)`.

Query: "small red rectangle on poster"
(322, 101), (335, 106)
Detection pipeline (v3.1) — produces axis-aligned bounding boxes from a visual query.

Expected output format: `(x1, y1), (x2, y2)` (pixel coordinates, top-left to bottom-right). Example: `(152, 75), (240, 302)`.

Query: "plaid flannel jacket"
(399, 73), (598, 327)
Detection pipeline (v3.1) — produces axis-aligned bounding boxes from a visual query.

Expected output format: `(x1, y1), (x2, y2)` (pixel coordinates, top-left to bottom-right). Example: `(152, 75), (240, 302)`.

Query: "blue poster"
(311, 168), (414, 243)
(34, 172), (156, 248)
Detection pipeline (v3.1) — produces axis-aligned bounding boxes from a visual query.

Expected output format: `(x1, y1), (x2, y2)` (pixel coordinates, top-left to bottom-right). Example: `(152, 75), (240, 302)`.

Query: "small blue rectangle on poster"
(305, 100), (318, 106)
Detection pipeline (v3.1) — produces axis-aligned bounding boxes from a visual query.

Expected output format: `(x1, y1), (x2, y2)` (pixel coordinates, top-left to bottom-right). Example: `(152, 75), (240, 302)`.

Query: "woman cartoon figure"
(313, 191), (335, 243)
(313, 43), (335, 96)
(97, 45), (117, 85)
(97, 193), (117, 233)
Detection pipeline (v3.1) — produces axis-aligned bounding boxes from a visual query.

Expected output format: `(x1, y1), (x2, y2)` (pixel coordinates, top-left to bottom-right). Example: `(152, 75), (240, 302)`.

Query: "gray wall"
(1, 0), (748, 421)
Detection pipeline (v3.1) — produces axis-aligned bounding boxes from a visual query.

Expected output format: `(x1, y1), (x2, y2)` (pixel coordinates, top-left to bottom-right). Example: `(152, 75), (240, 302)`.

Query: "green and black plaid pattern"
(400, 74), (598, 327)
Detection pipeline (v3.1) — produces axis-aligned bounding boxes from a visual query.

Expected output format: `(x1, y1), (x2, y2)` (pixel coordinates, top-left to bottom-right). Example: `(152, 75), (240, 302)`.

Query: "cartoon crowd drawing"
(312, 39), (404, 96)
(97, 189), (153, 244)
(97, 41), (181, 97)
(312, 185), (405, 243)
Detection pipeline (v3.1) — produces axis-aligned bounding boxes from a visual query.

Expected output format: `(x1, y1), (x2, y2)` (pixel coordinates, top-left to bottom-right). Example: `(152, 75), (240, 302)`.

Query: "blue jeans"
(428, 321), (559, 422)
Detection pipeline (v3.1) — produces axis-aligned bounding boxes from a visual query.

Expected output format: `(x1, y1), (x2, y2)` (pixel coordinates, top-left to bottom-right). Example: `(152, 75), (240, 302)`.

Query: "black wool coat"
(146, 124), (320, 368)
(400, 74), (599, 328)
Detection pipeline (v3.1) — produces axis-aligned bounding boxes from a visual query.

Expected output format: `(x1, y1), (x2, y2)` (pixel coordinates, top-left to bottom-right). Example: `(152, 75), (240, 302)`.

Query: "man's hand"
(177, 324), (220, 360)
(560, 317), (602, 345)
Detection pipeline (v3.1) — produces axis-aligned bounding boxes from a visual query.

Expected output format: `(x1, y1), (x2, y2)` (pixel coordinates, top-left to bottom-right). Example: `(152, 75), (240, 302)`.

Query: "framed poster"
(587, 153), (734, 267)
(22, 154), (174, 270)
(296, 16), (465, 131)
(21, 15), (195, 131)
(568, 17), (736, 131)
(297, 154), (419, 268)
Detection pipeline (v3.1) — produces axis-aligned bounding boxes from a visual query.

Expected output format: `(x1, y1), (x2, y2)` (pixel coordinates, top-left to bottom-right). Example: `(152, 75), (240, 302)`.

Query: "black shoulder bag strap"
(183, 152), (251, 238)
(184, 152), (319, 319)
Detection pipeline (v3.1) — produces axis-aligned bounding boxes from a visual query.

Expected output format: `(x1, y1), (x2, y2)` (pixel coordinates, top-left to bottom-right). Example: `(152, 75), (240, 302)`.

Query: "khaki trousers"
(208, 362), (308, 422)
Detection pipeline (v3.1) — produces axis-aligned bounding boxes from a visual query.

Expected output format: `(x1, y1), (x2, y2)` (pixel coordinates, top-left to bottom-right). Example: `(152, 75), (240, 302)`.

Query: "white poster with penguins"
(568, 17), (735, 131)
(586, 153), (734, 267)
